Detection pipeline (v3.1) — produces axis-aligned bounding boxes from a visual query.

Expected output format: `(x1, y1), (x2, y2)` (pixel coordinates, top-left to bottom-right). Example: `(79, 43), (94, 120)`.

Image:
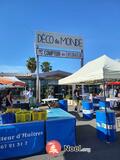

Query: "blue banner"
(0, 121), (45, 160)
(46, 108), (76, 148)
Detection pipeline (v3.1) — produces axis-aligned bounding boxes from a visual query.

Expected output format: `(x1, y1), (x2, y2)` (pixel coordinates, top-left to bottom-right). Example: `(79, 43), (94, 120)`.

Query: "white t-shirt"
(26, 91), (33, 98)
(23, 90), (33, 99)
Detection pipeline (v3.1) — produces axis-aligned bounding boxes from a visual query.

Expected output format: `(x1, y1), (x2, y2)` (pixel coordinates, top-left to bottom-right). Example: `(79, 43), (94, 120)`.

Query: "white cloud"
(0, 65), (28, 73)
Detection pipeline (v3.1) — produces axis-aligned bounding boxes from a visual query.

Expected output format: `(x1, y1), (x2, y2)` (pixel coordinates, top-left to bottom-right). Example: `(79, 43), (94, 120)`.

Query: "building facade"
(0, 70), (72, 99)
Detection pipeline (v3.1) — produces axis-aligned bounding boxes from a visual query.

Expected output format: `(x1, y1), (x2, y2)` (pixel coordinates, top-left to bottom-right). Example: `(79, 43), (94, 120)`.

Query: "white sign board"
(36, 48), (83, 59)
(36, 31), (83, 51)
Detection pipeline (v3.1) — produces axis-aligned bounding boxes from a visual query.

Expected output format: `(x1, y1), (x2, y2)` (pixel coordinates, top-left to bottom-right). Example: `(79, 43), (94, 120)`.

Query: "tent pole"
(36, 54), (40, 103)
(112, 85), (114, 97)
(103, 80), (106, 101)
(81, 84), (84, 96)
(103, 79), (109, 143)
(72, 84), (76, 99)
(80, 49), (84, 68)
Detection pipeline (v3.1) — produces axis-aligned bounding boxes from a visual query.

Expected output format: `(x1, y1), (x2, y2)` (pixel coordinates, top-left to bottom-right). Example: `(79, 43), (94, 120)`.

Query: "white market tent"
(59, 55), (120, 85)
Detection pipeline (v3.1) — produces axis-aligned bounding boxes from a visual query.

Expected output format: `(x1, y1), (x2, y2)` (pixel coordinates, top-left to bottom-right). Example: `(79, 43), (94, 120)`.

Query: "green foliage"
(40, 61), (52, 72)
(26, 57), (36, 73)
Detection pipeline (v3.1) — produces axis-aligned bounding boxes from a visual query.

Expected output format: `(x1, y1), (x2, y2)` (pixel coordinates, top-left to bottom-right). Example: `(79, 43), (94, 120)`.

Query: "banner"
(36, 48), (83, 59)
(0, 121), (45, 160)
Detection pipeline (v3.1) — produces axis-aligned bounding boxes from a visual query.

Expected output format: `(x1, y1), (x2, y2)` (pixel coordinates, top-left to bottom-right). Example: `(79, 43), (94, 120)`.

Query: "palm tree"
(40, 61), (52, 72)
(26, 57), (36, 73)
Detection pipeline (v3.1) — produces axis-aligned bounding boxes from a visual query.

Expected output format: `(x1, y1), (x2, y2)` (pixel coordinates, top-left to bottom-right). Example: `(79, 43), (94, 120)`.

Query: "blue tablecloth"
(0, 108), (76, 159)
(0, 121), (45, 160)
(46, 108), (76, 148)
(47, 108), (75, 119)
(59, 100), (68, 111)
(96, 110), (116, 142)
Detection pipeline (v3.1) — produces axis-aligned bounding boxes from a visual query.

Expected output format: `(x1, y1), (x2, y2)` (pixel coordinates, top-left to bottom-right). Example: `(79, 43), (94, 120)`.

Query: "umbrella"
(0, 77), (13, 85)
(0, 76), (26, 86)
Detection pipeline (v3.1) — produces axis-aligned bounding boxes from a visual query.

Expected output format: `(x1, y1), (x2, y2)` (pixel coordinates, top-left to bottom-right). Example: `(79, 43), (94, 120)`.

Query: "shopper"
(48, 92), (54, 99)
(6, 90), (13, 108)
(73, 87), (80, 111)
(0, 93), (3, 111)
(115, 88), (119, 97)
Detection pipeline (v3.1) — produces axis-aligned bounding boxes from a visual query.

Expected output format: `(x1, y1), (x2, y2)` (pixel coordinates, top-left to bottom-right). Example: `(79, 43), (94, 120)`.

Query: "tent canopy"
(107, 82), (120, 85)
(59, 55), (120, 85)
(0, 76), (26, 86)
(0, 77), (13, 85)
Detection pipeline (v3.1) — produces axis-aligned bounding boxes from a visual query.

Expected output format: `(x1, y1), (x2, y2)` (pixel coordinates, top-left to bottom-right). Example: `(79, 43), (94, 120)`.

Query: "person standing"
(48, 92), (54, 99)
(0, 93), (3, 111)
(6, 90), (13, 108)
(73, 87), (80, 111)
(61, 88), (65, 98)
(115, 88), (119, 97)
(26, 88), (33, 103)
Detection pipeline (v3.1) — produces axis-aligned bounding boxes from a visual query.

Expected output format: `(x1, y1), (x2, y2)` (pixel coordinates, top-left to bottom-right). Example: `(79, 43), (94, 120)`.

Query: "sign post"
(80, 49), (84, 67)
(36, 54), (40, 102)
(35, 31), (83, 102)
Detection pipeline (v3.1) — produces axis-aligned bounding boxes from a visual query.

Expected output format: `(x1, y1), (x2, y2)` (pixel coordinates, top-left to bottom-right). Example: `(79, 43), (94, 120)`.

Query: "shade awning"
(107, 82), (120, 85)
(0, 76), (26, 86)
(0, 77), (13, 85)
(59, 55), (120, 85)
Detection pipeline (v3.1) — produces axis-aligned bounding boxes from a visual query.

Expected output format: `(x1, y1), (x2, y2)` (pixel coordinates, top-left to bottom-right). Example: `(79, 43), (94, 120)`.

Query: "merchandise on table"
(31, 109), (47, 121)
(0, 107), (47, 124)
(0, 112), (15, 124)
(15, 110), (31, 123)
(6, 108), (21, 113)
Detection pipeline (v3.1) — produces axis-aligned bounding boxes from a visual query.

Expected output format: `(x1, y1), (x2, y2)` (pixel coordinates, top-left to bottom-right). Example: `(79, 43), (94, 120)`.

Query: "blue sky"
(0, 0), (120, 73)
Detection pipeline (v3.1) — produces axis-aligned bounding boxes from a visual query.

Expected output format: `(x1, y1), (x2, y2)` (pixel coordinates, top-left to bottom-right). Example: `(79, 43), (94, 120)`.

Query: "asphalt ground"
(14, 105), (120, 160)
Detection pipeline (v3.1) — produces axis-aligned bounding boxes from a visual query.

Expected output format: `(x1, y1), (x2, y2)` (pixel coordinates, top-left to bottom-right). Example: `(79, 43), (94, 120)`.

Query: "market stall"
(0, 107), (76, 159)
(59, 55), (120, 142)
(59, 54), (120, 103)
(106, 97), (120, 109)
(0, 76), (29, 110)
